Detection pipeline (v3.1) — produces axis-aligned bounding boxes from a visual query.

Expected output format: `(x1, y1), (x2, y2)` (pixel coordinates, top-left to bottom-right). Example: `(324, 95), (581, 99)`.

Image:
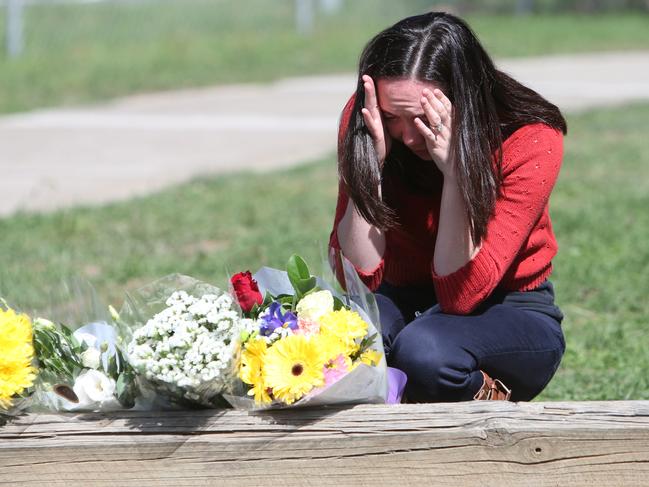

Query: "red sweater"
(330, 112), (563, 315)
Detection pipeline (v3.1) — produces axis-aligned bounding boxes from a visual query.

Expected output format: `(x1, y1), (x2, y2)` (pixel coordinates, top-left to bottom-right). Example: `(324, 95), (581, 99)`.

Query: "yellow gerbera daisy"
(319, 308), (369, 355)
(263, 334), (325, 405)
(0, 308), (37, 410)
(239, 338), (271, 404)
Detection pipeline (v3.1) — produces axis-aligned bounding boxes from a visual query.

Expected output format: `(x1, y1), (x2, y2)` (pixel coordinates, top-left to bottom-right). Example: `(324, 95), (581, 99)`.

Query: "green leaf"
(116, 373), (127, 396)
(333, 296), (345, 311)
(107, 354), (118, 377)
(287, 254), (311, 281)
(352, 333), (379, 360)
(286, 254), (317, 296)
(116, 372), (136, 409)
(303, 286), (322, 296)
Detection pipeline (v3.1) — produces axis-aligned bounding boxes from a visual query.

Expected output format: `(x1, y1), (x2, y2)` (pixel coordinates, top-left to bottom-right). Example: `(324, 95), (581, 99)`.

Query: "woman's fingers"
(421, 89), (453, 139)
(434, 89), (453, 124)
(415, 88), (453, 169)
(421, 96), (440, 125)
(422, 89), (452, 126)
(362, 75), (381, 119)
(362, 76), (380, 136)
(361, 107), (382, 140)
(361, 74), (389, 164)
(414, 117), (437, 144)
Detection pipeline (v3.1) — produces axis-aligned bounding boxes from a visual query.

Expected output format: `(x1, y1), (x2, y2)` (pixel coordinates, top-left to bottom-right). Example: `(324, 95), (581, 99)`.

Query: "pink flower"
(323, 354), (349, 387)
(297, 317), (320, 336)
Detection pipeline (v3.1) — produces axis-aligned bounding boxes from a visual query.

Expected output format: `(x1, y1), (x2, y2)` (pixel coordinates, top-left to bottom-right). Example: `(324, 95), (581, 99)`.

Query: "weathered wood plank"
(1, 401), (648, 486)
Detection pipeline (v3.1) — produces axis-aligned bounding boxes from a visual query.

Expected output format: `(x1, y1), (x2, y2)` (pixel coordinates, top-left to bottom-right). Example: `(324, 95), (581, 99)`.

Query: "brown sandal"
(473, 370), (512, 401)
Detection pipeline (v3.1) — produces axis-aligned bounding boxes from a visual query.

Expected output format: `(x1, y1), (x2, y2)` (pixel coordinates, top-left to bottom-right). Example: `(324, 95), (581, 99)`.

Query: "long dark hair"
(339, 12), (567, 244)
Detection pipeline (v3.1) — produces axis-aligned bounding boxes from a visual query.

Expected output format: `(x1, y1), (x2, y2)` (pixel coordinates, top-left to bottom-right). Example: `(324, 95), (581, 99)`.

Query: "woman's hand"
(361, 75), (392, 169)
(414, 88), (455, 178)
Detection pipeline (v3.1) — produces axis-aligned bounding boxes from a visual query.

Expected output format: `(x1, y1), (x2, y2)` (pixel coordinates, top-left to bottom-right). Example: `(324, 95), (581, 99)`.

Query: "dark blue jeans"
(376, 280), (566, 402)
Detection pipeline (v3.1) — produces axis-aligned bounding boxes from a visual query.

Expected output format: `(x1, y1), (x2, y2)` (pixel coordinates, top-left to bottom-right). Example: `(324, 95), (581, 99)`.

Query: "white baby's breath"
(127, 291), (249, 403)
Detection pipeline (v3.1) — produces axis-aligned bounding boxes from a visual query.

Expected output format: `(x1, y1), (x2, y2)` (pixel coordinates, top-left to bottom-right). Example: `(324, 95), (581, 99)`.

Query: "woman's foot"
(473, 371), (512, 400)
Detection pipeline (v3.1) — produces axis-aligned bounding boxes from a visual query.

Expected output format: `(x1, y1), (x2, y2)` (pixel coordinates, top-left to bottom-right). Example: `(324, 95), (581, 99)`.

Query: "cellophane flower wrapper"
(0, 396), (32, 427)
(224, 254), (388, 410)
(27, 278), (135, 413)
(117, 274), (249, 410)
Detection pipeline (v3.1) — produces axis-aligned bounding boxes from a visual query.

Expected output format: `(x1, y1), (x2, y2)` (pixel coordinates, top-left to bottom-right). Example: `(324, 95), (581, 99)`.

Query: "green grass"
(536, 103), (649, 401)
(1, 102), (649, 400)
(0, 0), (648, 113)
(468, 13), (649, 58)
(0, 160), (339, 317)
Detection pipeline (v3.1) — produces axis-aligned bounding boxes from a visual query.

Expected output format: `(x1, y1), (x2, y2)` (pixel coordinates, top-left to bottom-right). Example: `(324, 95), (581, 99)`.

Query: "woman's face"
(376, 78), (442, 161)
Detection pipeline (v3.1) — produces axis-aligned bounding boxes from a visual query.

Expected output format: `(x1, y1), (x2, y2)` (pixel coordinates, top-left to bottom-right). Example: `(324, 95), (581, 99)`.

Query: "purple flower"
(259, 302), (298, 336)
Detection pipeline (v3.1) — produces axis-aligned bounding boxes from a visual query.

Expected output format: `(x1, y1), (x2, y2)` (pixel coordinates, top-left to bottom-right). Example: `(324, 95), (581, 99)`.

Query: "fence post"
(515, 0), (534, 15)
(295, 0), (315, 35)
(6, 0), (24, 58)
(319, 0), (343, 15)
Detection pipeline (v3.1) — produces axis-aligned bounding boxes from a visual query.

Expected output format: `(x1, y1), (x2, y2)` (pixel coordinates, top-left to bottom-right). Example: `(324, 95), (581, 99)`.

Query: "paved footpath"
(1, 51), (648, 217)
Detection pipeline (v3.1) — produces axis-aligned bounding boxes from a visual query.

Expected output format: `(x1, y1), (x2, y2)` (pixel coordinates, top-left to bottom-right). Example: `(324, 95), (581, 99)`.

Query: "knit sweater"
(329, 111), (563, 315)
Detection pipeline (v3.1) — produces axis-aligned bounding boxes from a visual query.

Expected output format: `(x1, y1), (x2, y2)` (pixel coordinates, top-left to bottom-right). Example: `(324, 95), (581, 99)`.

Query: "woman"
(329, 12), (566, 402)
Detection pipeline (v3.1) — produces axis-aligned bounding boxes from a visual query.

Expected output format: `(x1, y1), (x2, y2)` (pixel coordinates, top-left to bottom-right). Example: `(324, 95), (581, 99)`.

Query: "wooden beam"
(1, 401), (649, 486)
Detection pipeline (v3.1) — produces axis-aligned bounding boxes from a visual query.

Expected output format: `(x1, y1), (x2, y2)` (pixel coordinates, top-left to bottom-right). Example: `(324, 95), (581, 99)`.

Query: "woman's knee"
(389, 320), (479, 401)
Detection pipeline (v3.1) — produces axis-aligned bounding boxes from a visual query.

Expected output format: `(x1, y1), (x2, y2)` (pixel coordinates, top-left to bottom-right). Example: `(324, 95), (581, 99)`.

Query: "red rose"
(230, 271), (263, 313)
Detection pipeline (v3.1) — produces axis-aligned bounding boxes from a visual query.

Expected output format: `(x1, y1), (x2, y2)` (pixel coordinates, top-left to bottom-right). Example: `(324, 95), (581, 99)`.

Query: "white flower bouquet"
(22, 279), (138, 413)
(117, 274), (253, 409)
(30, 319), (137, 413)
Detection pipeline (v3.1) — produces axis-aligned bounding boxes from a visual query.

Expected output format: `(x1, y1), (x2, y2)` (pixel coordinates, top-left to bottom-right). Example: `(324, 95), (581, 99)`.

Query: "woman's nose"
(401, 123), (422, 147)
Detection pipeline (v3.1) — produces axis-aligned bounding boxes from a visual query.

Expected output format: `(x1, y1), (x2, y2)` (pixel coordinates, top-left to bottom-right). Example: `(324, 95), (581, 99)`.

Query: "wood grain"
(1, 401), (648, 486)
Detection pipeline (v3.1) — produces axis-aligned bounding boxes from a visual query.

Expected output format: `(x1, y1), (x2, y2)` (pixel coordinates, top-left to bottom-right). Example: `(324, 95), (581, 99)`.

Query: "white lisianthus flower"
(74, 331), (98, 349)
(296, 290), (334, 322)
(80, 347), (102, 370)
(73, 369), (119, 409)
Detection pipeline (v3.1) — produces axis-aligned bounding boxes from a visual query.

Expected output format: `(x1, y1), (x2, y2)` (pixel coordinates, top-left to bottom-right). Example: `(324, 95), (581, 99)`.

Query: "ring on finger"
(434, 122), (444, 133)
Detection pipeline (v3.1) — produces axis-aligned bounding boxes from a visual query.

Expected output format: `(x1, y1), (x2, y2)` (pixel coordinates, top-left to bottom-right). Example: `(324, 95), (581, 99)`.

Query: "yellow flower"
(316, 333), (349, 364)
(239, 338), (271, 404)
(263, 334), (325, 405)
(319, 308), (369, 356)
(359, 349), (383, 367)
(0, 307), (37, 409)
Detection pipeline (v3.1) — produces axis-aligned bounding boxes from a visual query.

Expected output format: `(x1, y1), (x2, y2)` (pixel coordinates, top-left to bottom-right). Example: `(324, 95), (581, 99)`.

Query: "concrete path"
(2, 51), (649, 217)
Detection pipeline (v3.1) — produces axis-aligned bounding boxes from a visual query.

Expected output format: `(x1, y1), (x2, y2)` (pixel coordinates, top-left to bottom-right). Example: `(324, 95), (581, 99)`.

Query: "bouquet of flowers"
(30, 317), (136, 413)
(0, 302), (37, 424)
(227, 255), (388, 409)
(22, 279), (138, 413)
(117, 274), (254, 409)
(1, 285), (136, 420)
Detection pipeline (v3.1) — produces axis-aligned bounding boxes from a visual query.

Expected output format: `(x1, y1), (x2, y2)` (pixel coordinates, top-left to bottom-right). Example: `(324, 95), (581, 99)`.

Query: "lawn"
(0, 0), (648, 112)
(1, 102), (648, 401)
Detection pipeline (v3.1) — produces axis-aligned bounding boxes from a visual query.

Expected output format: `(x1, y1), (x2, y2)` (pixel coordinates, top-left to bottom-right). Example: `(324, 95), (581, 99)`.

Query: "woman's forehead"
(376, 78), (440, 112)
